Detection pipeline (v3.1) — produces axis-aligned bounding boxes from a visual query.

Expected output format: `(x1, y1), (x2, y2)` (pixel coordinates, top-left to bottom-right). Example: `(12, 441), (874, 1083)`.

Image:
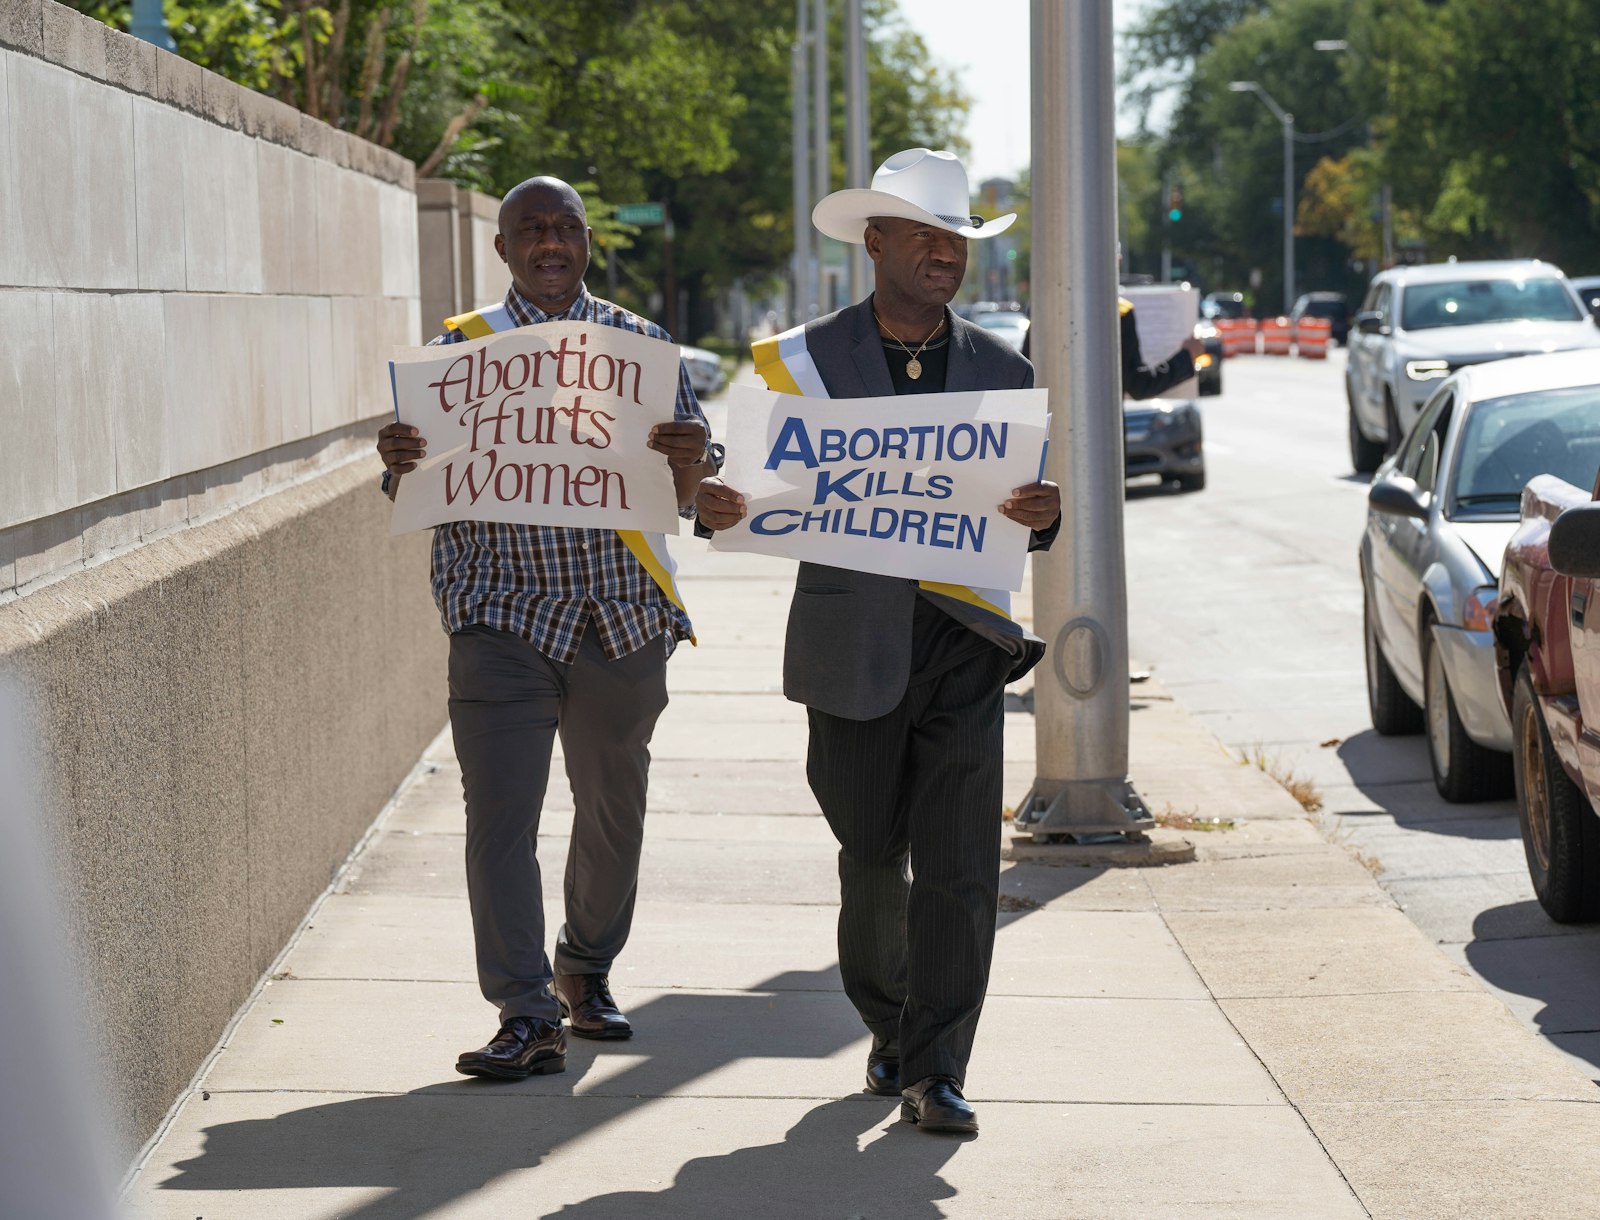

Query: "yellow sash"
(444, 304), (693, 634)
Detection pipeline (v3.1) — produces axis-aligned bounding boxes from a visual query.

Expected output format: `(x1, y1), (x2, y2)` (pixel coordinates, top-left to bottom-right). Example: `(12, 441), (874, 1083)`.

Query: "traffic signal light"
(1167, 187), (1183, 222)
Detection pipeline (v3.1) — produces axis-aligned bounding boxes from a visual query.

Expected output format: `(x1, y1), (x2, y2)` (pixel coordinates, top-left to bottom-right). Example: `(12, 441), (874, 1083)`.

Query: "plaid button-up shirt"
(424, 285), (706, 663)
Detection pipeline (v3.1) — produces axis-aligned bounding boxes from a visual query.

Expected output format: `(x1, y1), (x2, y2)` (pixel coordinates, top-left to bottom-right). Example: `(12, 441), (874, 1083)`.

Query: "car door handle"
(1574, 589), (1588, 628)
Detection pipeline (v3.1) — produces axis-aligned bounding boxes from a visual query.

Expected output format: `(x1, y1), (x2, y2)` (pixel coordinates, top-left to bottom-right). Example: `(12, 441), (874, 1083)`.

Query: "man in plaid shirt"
(377, 177), (715, 1079)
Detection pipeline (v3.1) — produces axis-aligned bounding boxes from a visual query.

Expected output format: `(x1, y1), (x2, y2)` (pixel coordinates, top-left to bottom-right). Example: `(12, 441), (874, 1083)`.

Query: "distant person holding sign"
(376, 177), (716, 1080)
(1022, 295), (1203, 398)
(1119, 296), (1204, 400)
(697, 149), (1060, 1136)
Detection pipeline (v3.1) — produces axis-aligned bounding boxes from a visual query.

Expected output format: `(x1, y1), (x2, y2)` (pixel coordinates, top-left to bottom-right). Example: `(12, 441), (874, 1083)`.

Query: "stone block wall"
(416, 178), (507, 341)
(0, 0), (421, 578)
(0, 1), (449, 1154)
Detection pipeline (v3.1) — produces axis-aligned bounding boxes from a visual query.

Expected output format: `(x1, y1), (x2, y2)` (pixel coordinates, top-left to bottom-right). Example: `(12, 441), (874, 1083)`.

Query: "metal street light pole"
(845, 0), (871, 303)
(1314, 39), (1394, 269)
(130, 0), (175, 52)
(812, 0), (830, 316)
(1230, 80), (1295, 314)
(1015, 0), (1151, 840)
(791, 8), (811, 327)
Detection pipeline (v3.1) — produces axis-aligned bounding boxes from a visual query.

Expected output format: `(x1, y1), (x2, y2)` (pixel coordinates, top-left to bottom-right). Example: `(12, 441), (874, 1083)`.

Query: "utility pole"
(1160, 172), (1172, 284)
(130, 0), (174, 51)
(811, 0), (830, 316)
(1231, 80), (1295, 313)
(791, 4), (812, 325)
(1313, 40), (1394, 269)
(1015, 0), (1151, 840)
(662, 203), (678, 340)
(845, 0), (871, 302)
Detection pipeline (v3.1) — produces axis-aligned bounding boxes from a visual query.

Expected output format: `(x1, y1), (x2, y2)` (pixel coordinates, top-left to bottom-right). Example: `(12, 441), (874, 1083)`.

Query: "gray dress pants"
(448, 623), (669, 1023)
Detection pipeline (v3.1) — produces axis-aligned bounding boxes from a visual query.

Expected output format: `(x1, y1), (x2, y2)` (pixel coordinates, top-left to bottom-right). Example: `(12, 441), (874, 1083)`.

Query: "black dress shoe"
(900, 1076), (978, 1134)
(554, 973), (633, 1040)
(865, 1040), (900, 1096)
(455, 1015), (566, 1079)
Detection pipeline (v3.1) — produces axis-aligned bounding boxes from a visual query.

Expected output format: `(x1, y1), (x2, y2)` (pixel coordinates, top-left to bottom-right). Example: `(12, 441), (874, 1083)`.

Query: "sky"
(910, 0), (1156, 183)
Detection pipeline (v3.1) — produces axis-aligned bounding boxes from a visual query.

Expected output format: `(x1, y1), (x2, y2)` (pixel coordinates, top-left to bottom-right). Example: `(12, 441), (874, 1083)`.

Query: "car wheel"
(1176, 471), (1206, 492)
(1423, 629), (1512, 802)
(1348, 392), (1384, 475)
(1364, 582), (1422, 735)
(1512, 662), (1600, 922)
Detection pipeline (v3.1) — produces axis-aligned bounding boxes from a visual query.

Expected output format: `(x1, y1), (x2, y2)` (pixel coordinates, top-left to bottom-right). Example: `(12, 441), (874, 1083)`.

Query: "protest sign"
(387, 321), (684, 535)
(711, 384), (1049, 590)
(1120, 284), (1201, 397)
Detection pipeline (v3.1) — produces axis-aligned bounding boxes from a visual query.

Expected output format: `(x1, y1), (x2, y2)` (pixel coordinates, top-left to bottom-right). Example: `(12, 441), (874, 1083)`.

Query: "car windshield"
(1303, 300), (1344, 318)
(1449, 385), (1600, 517)
(1401, 277), (1581, 330)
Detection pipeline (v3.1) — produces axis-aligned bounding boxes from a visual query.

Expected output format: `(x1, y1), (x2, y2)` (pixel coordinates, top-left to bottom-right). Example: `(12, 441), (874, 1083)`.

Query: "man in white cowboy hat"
(697, 148), (1060, 1136)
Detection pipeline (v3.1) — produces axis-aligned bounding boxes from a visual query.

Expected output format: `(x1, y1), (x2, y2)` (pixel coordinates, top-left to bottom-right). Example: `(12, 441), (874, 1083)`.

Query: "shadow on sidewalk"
(547, 1095), (959, 1218)
(1333, 729), (1519, 840)
(155, 867), (1100, 1216)
(1464, 900), (1600, 1084)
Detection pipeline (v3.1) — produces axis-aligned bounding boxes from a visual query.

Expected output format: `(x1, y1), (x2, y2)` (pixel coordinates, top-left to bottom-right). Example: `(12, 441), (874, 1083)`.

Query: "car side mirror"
(1355, 311), (1384, 335)
(1368, 474), (1429, 520)
(1549, 503), (1600, 578)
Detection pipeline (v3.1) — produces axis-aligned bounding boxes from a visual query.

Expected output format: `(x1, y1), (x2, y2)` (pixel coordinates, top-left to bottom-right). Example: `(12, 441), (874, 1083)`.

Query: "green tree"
(1359, 0), (1600, 269)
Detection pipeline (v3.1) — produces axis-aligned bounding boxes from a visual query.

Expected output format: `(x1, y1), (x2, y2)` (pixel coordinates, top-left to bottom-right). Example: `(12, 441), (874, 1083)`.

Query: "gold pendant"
(906, 357), (922, 380)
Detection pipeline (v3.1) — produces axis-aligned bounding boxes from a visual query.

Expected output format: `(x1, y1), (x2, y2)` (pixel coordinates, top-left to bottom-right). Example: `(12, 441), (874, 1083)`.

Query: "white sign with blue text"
(712, 383), (1049, 590)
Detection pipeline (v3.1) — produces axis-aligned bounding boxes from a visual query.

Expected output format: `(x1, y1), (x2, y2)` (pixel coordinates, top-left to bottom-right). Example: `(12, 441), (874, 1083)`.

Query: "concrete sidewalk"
(123, 541), (1600, 1218)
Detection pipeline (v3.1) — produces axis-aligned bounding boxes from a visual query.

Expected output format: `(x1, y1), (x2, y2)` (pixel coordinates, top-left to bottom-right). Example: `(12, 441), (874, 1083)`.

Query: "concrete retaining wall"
(417, 178), (506, 341)
(0, 1), (449, 1153)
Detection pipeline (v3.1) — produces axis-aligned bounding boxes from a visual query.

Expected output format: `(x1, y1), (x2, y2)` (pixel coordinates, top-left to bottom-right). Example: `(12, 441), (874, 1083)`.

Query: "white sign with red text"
(387, 321), (684, 535)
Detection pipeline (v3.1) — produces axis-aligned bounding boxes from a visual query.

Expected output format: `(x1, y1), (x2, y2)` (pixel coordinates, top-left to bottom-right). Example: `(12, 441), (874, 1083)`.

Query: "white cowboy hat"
(812, 147), (1016, 244)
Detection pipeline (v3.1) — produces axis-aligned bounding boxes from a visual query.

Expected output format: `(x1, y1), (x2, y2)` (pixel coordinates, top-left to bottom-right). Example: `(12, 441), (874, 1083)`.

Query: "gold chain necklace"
(874, 309), (945, 381)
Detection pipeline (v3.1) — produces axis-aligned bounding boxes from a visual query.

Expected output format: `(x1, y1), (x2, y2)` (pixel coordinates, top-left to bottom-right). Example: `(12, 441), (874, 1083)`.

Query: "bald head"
(499, 176), (586, 233)
(495, 176), (591, 312)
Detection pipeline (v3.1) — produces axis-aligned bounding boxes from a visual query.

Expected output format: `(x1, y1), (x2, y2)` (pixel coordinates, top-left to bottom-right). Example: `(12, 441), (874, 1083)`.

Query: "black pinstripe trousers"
(806, 643), (1012, 1088)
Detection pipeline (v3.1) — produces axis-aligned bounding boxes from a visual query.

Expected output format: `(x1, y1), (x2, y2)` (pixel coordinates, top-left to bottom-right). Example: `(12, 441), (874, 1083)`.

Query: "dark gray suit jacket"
(781, 298), (1055, 721)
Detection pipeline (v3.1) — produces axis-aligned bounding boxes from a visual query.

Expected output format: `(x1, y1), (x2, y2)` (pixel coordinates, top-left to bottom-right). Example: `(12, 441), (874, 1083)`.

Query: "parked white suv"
(1346, 259), (1600, 473)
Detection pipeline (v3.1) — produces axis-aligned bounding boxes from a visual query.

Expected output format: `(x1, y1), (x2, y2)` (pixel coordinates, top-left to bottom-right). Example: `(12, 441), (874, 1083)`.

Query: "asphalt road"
(1121, 349), (1600, 1085)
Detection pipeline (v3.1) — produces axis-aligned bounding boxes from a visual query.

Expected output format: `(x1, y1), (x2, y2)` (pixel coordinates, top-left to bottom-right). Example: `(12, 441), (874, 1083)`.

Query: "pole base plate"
(1013, 776), (1154, 838)
(1004, 828), (1195, 868)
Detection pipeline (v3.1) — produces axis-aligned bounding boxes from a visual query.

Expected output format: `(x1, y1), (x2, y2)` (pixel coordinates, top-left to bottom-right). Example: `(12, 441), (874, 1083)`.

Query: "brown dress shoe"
(554, 973), (633, 1040)
(455, 1015), (567, 1079)
(900, 1075), (978, 1135)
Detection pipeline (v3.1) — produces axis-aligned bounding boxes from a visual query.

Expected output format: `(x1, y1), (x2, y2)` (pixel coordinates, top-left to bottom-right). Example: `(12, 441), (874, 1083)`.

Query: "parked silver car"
(1346, 259), (1600, 474)
(680, 345), (727, 399)
(1361, 348), (1600, 800)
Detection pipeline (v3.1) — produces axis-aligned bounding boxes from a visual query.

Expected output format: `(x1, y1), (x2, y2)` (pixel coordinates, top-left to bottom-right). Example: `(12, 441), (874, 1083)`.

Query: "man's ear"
(494, 232), (506, 263)
(863, 224), (883, 264)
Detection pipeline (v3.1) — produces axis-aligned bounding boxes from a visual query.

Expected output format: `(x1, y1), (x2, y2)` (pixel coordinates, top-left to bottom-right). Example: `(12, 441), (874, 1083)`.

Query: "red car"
(1495, 472), (1600, 921)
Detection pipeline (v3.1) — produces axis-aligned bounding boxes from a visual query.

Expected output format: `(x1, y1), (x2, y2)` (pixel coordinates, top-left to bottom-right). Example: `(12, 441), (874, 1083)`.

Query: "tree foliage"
(75, 0), (968, 337)
(1120, 0), (1600, 305)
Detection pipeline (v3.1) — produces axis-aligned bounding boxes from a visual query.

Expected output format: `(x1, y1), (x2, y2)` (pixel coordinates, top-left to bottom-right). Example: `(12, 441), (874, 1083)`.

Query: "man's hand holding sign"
(382, 321), (706, 534)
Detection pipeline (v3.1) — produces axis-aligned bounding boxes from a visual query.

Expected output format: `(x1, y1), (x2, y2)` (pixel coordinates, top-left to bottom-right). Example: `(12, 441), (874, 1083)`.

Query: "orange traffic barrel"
(1222, 319), (1258, 357)
(1260, 317), (1292, 356)
(1295, 317), (1332, 359)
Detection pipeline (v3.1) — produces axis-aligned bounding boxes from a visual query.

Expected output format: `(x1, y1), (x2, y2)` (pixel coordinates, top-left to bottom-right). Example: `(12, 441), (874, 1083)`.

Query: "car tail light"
(1463, 584), (1499, 632)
